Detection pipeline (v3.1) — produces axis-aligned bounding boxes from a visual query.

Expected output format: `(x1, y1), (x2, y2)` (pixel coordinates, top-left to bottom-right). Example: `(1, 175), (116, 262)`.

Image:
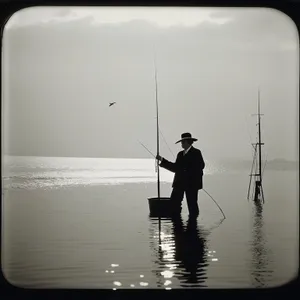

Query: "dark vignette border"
(0, 0), (299, 299)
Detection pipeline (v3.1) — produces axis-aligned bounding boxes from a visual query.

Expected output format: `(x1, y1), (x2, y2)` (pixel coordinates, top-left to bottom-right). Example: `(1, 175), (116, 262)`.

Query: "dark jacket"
(160, 146), (205, 190)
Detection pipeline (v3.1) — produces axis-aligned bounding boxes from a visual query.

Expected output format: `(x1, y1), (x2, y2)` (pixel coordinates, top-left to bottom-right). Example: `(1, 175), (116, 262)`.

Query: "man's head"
(175, 132), (198, 149)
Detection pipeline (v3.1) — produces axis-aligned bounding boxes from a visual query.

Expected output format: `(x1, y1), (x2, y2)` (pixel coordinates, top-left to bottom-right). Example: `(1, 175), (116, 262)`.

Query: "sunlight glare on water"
(2, 156), (224, 190)
(2, 156), (298, 288)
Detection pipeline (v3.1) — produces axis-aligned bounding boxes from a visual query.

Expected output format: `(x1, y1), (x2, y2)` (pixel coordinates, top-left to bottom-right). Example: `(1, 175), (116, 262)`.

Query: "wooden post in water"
(154, 58), (161, 202)
(248, 88), (265, 203)
(154, 52), (161, 241)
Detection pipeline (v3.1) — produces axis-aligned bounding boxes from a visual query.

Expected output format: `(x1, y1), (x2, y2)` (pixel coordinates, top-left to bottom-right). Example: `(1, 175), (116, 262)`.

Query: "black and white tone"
(2, 7), (298, 289)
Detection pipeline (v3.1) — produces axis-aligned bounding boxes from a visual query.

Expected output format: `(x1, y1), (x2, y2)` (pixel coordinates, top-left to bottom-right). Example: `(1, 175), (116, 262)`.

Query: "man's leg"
(170, 188), (184, 215)
(185, 189), (199, 217)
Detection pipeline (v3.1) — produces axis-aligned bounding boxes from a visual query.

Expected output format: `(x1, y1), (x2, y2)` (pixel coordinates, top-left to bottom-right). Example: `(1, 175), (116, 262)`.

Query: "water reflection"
(173, 216), (209, 287)
(250, 201), (273, 287)
(149, 216), (209, 288)
(149, 218), (173, 288)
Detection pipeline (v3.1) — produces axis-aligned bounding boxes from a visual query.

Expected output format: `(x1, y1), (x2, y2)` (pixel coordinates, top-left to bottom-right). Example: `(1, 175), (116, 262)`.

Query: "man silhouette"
(156, 132), (205, 218)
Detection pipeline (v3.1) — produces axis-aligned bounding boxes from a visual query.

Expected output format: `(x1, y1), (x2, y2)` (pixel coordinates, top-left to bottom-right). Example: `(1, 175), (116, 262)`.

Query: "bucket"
(148, 197), (172, 217)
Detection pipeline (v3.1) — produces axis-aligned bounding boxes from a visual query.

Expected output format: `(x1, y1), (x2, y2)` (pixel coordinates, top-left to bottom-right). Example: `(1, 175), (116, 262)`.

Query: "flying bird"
(109, 102), (116, 107)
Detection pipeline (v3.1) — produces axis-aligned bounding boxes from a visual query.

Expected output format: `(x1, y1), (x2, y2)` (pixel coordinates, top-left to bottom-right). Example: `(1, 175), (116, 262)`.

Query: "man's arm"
(157, 153), (179, 173)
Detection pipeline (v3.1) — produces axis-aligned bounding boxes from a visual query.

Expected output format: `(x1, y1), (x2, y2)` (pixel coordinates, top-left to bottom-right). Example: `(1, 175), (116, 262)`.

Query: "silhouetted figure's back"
(157, 132), (205, 218)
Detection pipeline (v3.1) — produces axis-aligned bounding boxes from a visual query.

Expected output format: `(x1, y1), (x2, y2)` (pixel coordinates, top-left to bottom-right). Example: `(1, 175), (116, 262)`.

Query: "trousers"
(170, 187), (199, 217)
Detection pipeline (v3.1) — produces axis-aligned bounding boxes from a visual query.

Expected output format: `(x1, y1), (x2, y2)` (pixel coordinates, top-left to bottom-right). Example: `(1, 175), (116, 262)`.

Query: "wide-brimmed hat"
(175, 132), (198, 144)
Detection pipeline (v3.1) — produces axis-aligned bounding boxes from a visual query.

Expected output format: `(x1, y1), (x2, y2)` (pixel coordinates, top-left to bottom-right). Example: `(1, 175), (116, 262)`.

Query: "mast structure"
(247, 89), (265, 203)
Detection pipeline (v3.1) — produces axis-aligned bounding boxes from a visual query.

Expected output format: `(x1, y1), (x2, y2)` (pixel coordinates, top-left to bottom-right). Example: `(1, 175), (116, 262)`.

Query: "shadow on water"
(149, 215), (209, 288)
(250, 201), (273, 287)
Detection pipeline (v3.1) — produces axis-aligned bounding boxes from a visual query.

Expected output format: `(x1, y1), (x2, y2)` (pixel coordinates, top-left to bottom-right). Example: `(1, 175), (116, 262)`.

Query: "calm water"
(1, 156), (298, 289)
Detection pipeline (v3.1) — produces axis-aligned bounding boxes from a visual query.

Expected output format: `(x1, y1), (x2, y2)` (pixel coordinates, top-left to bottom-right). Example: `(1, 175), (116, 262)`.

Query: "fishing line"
(137, 140), (158, 172)
(202, 189), (226, 220)
(159, 129), (175, 159)
(204, 217), (226, 233)
(138, 140), (155, 158)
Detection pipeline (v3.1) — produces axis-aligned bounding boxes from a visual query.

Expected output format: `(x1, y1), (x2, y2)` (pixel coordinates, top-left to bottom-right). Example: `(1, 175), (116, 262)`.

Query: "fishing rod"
(153, 47), (162, 243)
(138, 140), (158, 172)
(154, 52), (161, 200)
(138, 140), (156, 158)
(138, 138), (226, 220)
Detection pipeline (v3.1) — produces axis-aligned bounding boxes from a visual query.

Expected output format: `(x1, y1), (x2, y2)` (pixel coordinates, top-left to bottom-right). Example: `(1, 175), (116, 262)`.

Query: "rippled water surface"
(2, 156), (298, 288)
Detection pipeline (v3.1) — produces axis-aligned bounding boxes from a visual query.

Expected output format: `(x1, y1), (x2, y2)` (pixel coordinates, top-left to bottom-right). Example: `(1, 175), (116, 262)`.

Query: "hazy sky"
(2, 7), (299, 161)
